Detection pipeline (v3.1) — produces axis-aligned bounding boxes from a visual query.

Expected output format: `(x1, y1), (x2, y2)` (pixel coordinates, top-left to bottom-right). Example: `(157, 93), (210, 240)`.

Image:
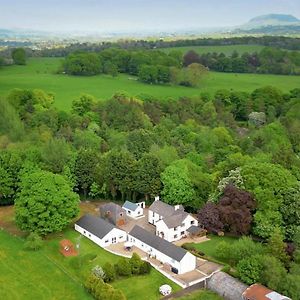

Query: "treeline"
(63, 49), (208, 87)
(184, 47), (300, 75)
(36, 36), (300, 57)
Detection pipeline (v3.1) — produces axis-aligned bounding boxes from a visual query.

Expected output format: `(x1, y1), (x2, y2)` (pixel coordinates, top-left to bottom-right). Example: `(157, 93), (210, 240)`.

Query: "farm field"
(161, 44), (266, 55)
(0, 57), (300, 111)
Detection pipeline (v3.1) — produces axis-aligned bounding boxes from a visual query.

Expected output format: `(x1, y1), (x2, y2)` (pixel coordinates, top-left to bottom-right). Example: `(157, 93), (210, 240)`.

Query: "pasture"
(0, 57), (299, 111)
(161, 44), (265, 55)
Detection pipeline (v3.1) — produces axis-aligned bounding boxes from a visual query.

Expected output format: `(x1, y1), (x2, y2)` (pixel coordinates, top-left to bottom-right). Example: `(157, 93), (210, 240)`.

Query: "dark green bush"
(115, 258), (132, 277)
(103, 262), (116, 282)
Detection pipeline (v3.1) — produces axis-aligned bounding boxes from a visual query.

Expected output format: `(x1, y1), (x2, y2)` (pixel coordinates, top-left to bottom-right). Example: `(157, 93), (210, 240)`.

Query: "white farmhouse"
(128, 225), (196, 274)
(148, 199), (198, 242)
(156, 212), (198, 242)
(75, 214), (126, 247)
(122, 201), (145, 219)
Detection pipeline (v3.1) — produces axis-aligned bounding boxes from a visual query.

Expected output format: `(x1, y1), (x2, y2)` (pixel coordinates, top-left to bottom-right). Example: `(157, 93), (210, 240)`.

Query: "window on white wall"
(174, 234), (178, 239)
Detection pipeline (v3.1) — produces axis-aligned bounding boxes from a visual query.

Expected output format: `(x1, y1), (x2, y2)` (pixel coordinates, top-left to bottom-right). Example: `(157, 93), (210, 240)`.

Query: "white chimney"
(174, 205), (180, 211)
(154, 196), (160, 202)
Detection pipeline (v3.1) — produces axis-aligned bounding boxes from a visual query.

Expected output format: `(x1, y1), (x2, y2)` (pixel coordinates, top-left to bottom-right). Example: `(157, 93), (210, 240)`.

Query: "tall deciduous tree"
(197, 202), (224, 233)
(135, 153), (161, 201)
(15, 170), (79, 235)
(74, 149), (99, 197)
(161, 160), (196, 205)
(218, 185), (256, 235)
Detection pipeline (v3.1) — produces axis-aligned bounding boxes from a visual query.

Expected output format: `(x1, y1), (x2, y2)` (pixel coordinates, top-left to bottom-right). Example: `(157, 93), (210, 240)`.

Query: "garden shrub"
(139, 261), (151, 274)
(103, 262), (116, 282)
(24, 232), (43, 251)
(115, 258), (132, 277)
(84, 273), (126, 300)
(92, 265), (105, 280)
(129, 253), (143, 275)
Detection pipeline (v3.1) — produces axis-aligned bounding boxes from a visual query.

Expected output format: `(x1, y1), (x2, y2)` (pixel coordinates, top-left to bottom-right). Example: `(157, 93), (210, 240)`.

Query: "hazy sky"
(1, 0), (299, 32)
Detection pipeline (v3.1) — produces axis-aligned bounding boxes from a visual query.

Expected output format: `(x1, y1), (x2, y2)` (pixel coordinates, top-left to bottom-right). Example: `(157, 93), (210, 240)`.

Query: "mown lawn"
(0, 230), (92, 300)
(187, 235), (237, 263)
(162, 44), (266, 55)
(0, 57), (299, 111)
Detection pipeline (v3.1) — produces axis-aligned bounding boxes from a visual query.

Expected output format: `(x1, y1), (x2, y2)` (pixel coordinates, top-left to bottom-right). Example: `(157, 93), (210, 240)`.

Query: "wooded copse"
(184, 47), (300, 75)
(62, 49), (208, 87)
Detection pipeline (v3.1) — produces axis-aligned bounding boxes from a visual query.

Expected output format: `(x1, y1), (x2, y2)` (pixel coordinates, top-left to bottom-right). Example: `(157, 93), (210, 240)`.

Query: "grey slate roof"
(161, 211), (189, 228)
(99, 202), (126, 225)
(149, 200), (183, 218)
(123, 201), (138, 212)
(129, 225), (188, 262)
(75, 214), (116, 239)
(186, 225), (202, 234)
(208, 271), (248, 300)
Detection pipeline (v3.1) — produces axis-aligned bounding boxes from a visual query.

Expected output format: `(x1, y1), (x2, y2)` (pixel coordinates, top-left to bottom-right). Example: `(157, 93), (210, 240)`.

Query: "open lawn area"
(187, 235), (237, 264)
(162, 44), (266, 55)
(0, 205), (181, 300)
(0, 230), (92, 300)
(0, 57), (299, 111)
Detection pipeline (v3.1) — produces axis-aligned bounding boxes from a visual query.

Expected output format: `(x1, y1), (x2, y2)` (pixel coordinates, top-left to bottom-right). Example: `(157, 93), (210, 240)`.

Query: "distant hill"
(247, 14), (300, 27)
(233, 14), (300, 34)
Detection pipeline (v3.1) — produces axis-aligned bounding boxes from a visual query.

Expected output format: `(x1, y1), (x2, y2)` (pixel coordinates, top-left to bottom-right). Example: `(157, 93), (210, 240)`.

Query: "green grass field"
(0, 230), (92, 300)
(0, 57), (299, 111)
(162, 44), (266, 55)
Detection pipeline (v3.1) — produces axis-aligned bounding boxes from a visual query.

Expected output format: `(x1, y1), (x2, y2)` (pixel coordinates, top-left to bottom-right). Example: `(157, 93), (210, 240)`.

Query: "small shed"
(59, 239), (78, 257)
(122, 201), (144, 219)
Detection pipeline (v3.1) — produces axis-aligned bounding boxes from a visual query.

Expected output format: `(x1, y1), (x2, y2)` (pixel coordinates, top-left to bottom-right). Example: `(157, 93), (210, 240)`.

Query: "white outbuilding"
(122, 201), (144, 219)
(128, 225), (196, 274)
(75, 214), (126, 248)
